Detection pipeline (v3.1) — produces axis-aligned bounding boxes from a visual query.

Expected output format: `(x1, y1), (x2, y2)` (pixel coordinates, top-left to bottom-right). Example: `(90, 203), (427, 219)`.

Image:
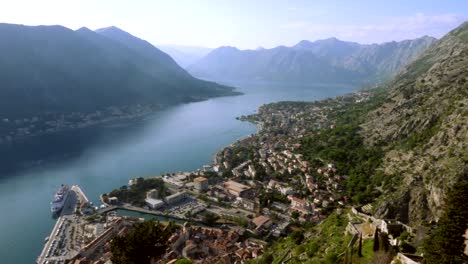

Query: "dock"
(36, 185), (86, 264)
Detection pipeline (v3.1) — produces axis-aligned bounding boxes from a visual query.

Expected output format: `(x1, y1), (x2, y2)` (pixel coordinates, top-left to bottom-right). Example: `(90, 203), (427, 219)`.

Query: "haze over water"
(0, 81), (356, 263)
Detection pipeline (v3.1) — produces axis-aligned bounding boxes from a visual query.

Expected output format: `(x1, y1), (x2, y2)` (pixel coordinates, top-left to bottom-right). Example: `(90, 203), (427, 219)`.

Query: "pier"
(36, 185), (86, 264)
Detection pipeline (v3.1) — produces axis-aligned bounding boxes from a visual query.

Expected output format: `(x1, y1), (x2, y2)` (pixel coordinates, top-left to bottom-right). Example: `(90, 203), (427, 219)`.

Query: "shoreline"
(0, 92), (245, 177)
(211, 118), (262, 167)
(0, 91), (243, 146)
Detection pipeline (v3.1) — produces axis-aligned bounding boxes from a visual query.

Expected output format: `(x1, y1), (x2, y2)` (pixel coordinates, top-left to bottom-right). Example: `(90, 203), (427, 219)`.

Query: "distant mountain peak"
(218, 46), (239, 50)
(76, 26), (93, 33)
(95, 26), (124, 33)
(212, 46), (241, 54)
(321, 37), (340, 42)
(294, 37), (346, 49)
(420, 35), (436, 40)
(95, 26), (141, 40)
(294, 40), (313, 47)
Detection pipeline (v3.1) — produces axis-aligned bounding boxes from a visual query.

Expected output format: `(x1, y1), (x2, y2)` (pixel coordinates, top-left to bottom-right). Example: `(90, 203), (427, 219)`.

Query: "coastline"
(211, 118), (263, 167)
(0, 91), (244, 146)
(0, 92), (245, 177)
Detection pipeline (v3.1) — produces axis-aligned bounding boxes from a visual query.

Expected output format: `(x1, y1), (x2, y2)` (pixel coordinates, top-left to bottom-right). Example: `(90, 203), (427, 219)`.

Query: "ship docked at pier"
(50, 185), (70, 215)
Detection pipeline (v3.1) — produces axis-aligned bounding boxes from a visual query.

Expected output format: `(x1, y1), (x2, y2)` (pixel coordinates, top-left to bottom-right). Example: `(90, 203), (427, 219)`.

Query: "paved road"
(61, 190), (77, 216)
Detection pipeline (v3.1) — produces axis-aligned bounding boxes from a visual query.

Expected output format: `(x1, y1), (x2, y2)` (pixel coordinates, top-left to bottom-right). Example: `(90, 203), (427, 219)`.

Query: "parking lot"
(166, 197), (206, 218)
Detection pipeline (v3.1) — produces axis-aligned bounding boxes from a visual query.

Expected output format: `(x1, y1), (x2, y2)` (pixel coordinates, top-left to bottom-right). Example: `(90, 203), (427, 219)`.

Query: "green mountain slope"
(249, 22), (467, 264)
(0, 23), (236, 119)
(361, 21), (468, 227)
(188, 37), (436, 85)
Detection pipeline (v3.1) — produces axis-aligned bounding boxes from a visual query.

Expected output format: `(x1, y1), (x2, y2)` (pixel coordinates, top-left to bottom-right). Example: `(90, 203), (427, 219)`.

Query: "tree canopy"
(111, 219), (178, 264)
(423, 181), (468, 264)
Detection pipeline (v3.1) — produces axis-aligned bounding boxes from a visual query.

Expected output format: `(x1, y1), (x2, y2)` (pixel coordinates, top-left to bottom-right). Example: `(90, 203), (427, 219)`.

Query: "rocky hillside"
(361, 22), (468, 227)
(247, 22), (467, 264)
(188, 36), (435, 85)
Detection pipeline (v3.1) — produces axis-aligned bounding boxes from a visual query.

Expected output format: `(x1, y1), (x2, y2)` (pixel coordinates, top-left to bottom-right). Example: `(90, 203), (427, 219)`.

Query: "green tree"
(110, 219), (177, 264)
(202, 212), (220, 226)
(258, 252), (273, 264)
(306, 241), (319, 257)
(380, 232), (390, 252)
(290, 230), (305, 245)
(423, 181), (468, 264)
(291, 211), (300, 220)
(373, 228), (380, 251)
(358, 233), (363, 257)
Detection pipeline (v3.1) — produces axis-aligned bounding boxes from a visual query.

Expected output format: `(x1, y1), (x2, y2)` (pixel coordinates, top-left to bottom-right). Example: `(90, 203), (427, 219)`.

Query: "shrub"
(306, 241), (319, 257)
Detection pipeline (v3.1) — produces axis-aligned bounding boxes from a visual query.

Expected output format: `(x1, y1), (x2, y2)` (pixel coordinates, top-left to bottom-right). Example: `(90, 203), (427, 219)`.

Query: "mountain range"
(188, 36), (436, 85)
(156, 44), (212, 68)
(0, 24), (236, 119)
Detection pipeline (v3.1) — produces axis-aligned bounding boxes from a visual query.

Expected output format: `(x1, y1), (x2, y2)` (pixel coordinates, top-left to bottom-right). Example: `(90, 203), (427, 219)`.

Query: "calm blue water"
(0, 81), (356, 263)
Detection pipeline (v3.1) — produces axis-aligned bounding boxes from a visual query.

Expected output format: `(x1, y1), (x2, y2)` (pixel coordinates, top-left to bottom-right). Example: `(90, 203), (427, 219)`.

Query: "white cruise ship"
(50, 185), (70, 215)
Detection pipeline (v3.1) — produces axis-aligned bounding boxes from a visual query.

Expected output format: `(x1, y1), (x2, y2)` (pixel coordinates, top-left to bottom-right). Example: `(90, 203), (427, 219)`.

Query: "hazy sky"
(1, 0), (467, 49)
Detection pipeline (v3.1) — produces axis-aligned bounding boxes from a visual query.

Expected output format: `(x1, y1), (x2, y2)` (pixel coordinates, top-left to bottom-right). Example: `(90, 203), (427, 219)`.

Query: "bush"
(202, 212), (220, 226)
(290, 230), (305, 245)
(325, 251), (338, 263)
(400, 242), (416, 254)
(175, 259), (193, 264)
(258, 252), (273, 264)
(294, 245), (306, 256)
(306, 241), (319, 257)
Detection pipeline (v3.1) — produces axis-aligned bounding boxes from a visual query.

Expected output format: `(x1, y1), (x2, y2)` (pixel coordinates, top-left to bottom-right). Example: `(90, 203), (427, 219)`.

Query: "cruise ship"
(50, 185), (70, 215)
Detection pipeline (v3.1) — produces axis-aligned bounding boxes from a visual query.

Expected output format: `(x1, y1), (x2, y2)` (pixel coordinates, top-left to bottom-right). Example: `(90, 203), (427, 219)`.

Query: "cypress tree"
(373, 228), (380, 251)
(358, 233), (363, 257)
(380, 232), (390, 252)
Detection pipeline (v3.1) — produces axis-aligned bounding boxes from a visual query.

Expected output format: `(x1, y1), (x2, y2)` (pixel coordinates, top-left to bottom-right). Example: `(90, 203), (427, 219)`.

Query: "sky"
(0, 0), (467, 49)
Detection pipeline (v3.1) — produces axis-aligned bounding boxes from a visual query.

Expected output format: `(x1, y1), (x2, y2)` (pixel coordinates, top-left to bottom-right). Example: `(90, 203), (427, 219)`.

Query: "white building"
(166, 191), (189, 205)
(194, 177), (209, 192)
(145, 189), (164, 209)
(145, 198), (164, 209)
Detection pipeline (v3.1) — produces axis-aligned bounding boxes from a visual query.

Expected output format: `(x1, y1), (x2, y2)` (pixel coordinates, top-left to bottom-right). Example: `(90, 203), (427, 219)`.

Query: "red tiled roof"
(194, 177), (208, 182)
(252, 215), (271, 227)
(288, 196), (306, 204)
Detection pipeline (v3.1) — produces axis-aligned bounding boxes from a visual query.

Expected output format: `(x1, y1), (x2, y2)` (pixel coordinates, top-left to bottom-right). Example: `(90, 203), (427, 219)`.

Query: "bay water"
(0, 81), (356, 263)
